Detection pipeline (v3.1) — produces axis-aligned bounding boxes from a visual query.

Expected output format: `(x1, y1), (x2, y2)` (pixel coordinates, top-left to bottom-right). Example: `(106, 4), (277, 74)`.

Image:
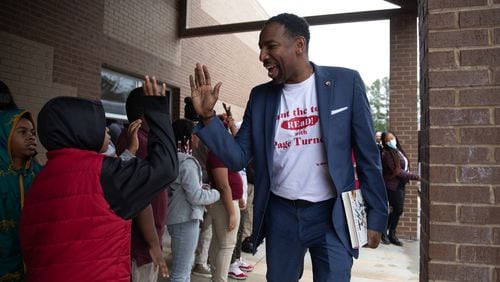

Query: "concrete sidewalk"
(160, 236), (419, 282)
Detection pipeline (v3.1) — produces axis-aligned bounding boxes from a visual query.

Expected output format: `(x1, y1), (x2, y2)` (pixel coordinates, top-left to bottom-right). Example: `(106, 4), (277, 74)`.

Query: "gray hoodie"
(167, 152), (220, 225)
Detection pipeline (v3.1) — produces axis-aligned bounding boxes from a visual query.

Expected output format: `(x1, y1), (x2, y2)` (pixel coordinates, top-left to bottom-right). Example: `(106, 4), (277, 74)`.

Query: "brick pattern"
(420, 0), (500, 281)
(103, 0), (181, 66)
(390, 14), (420, 240)
(0, 0), (103, 100)
(0, 31), (78, 112)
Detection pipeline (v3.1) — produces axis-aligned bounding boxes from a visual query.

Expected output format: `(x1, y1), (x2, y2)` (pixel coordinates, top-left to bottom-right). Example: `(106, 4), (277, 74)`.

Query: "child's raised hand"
(126, 119), (142, 155)
(143, 75), (166, 96)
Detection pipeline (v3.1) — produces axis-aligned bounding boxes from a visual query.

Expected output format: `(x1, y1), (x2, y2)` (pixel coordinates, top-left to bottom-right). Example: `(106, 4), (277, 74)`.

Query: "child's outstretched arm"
(100, 75), (179, 220)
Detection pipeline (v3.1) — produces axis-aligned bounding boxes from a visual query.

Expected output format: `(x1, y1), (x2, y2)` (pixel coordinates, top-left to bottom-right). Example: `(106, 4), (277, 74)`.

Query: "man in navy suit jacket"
(190, 13), (388, 282)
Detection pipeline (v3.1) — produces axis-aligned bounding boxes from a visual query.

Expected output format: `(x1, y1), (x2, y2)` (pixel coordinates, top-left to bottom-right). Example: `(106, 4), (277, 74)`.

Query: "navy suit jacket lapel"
(264, 83), (281, 179)
(314, 66), (334, 152)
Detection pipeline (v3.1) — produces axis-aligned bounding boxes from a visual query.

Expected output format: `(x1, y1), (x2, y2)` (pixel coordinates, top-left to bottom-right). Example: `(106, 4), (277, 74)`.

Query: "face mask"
(386, 139), (397, 149)
(102, 141), (116, 157)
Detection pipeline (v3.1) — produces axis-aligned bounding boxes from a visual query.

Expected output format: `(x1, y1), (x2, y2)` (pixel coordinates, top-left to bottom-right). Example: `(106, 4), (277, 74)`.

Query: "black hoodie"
(37, 96), (179, 219)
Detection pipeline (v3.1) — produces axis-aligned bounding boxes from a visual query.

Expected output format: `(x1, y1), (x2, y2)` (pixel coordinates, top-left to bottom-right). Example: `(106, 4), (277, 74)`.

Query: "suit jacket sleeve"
(194, 110), (253, 172)
(351, 72), (388, 233)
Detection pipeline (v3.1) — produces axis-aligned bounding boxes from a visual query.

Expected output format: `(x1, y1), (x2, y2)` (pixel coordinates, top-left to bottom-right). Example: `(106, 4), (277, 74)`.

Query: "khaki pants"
(242, 183), (254, 239)
(207, 200), (240, 282)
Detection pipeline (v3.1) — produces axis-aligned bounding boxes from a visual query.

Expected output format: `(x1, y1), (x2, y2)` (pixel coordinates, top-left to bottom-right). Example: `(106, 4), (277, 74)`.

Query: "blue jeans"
(167, 219), (201, 282)
(265, 193), (353, 282)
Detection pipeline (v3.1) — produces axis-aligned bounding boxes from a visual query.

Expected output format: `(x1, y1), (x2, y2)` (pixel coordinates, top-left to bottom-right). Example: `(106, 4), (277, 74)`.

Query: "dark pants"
(387, 183), (406, 230)
(265, 193), (352, 282)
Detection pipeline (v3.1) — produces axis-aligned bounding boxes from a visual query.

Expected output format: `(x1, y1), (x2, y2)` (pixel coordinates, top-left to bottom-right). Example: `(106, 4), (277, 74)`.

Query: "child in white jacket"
(167, 119), (220, 282)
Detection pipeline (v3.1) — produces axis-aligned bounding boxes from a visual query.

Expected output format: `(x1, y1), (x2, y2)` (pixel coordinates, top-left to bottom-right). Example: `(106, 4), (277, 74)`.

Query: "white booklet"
(341, 189), (368, 249)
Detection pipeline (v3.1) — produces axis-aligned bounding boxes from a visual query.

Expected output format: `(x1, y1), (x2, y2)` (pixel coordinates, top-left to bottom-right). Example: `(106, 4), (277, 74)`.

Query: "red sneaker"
(228, 262), (248, 280)
(237, 258), (254, 272)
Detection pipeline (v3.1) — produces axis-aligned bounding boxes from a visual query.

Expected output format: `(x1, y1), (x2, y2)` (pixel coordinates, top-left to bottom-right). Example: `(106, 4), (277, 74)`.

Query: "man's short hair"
(265, 13), (310, 48)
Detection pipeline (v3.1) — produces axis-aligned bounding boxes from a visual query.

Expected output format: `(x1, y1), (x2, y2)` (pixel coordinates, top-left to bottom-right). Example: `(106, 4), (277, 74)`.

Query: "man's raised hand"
(189, 63), (222, 123)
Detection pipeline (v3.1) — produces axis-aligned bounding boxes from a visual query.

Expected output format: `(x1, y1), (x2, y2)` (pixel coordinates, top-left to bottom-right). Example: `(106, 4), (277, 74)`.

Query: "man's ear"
(295, 36), (306, 55)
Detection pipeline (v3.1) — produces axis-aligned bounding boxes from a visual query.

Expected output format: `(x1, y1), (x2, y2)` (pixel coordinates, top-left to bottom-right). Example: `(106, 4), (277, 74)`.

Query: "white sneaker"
(228, 261), (247, 280)
(236, 258), (254, 272)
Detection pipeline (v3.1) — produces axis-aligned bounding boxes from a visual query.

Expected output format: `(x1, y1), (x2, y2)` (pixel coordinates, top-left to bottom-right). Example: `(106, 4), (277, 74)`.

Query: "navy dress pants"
(264, 193), (353, 282)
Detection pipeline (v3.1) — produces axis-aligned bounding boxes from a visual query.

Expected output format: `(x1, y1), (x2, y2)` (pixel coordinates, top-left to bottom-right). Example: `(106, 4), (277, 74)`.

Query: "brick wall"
(389, 13), (420, 240)
(419, 0), (500, 281)
(0, 31), (78, 115)
(0, 0), (103, 99)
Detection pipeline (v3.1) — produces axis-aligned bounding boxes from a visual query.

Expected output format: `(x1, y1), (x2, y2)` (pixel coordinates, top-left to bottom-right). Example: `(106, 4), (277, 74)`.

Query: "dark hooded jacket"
(19, 96), (178, 282)
(0, 109), (42, 281)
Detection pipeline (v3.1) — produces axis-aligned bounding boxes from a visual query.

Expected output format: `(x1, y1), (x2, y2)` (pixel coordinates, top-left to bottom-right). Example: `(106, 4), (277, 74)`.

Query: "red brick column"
(389, 13), (419, 240)
(419, 0), (500, 281)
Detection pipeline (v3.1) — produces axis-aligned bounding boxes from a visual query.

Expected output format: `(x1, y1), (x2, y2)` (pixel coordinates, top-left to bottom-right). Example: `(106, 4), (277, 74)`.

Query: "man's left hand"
(364, 229), (381, 248)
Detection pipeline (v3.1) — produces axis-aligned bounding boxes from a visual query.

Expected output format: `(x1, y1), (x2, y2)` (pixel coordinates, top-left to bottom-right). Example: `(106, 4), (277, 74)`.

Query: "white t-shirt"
(399, 150), (408, 172)
(271, 74), (335, 202)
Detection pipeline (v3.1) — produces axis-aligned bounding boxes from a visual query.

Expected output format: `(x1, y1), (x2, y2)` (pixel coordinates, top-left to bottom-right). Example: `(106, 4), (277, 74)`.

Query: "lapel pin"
(325, 81), (332, 86)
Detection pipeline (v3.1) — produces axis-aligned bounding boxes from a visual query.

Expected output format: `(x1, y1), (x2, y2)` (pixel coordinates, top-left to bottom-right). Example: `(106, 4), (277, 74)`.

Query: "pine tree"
(366, 77), (389, 132)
